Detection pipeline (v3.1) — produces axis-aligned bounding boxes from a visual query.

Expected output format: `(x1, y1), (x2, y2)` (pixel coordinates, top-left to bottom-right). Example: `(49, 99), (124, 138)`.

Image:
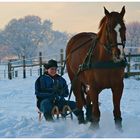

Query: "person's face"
(47, 67), (57, 76)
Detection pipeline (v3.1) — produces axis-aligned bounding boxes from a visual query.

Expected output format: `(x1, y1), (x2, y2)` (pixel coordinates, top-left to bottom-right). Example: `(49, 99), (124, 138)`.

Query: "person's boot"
(89, 116), (100, 130)
(44, 113), (53, 122)
(74, 109), (85, 124)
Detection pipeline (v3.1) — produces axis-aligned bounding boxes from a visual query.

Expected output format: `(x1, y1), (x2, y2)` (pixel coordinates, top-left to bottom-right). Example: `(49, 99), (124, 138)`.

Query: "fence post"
(15, 70), (18, 77)
(30, 68), (32, 76)
(23, 56), (26, 78)
(60, 49), (64, 75)
(4, 70), (6, 78)
(39, 52), (43, 76)
(8, 60), (12, 80)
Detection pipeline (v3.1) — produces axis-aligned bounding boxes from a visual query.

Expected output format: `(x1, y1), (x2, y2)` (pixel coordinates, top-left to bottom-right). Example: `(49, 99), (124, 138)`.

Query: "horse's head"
(104, 6), (126, 62)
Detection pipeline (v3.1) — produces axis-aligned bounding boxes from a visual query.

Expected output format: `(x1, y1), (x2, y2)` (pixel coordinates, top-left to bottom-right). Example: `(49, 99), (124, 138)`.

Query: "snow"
(0, 74), (140, 138)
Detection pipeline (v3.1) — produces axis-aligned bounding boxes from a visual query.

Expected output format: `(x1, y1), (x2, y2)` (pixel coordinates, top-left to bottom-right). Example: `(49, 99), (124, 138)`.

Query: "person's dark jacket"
(35, 73), (69, 109)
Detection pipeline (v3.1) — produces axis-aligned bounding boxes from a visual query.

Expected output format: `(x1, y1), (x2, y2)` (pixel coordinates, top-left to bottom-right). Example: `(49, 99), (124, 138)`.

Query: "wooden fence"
(5, 51), (140, 80)
(125, 53), (140, 77)
(7, 49), (65, 79)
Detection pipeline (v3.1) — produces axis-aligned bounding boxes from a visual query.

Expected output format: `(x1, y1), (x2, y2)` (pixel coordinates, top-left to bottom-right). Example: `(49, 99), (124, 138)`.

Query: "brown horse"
(66, 6), (126, 130)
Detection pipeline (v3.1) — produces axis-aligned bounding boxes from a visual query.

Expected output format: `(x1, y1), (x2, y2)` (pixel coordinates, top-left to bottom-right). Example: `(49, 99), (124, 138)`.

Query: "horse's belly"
(84, 69), (124, 89)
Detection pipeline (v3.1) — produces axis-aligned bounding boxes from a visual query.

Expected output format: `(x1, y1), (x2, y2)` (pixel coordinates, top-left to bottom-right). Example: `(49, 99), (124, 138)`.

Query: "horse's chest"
(94, 72), (111, 87)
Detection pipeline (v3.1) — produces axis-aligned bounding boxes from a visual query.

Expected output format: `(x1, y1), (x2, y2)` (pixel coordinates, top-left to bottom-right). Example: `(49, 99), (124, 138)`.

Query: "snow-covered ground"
(0, 74), (140, 138)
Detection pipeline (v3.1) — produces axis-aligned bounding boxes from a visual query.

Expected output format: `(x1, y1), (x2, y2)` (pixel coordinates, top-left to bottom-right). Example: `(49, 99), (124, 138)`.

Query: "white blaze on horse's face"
(114, 24), (121, 43)
(114, 24), (125, 61)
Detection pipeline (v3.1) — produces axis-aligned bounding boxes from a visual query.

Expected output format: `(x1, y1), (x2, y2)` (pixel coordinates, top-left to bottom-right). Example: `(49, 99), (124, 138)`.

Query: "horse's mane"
(99, 16), (106, 29)
(97, 16), (107, 38)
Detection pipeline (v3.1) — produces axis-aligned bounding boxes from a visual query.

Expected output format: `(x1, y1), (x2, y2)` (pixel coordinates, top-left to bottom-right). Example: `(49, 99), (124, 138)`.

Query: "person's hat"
(44, 59), (58, 69)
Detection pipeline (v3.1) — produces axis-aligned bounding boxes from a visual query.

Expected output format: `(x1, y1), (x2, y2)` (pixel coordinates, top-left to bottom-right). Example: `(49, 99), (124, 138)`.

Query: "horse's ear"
(104, 7), (110, 17)
(120, 6), (125, 18)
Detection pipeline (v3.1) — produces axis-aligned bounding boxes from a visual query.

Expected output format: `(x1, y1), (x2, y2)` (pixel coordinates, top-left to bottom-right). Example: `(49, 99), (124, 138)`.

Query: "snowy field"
(0, 73), (140, 138)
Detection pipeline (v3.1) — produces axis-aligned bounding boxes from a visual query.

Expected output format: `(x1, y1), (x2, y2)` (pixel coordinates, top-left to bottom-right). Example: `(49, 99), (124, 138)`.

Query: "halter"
(104, 24), (126, 54)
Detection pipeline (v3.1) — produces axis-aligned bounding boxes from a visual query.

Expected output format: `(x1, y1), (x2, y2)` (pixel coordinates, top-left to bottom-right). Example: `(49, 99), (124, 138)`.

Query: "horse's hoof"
(89, 122), (100, 130)
(118, 128), (123, 133)
(115, 125), (123, 132)
(78, 119), (86, 124)
(85, 119), (92, 124)
(114, 117), (123, 131)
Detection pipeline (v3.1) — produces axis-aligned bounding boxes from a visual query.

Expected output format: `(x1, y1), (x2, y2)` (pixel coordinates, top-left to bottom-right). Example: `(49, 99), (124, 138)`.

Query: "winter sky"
(0, 1), (140, 33)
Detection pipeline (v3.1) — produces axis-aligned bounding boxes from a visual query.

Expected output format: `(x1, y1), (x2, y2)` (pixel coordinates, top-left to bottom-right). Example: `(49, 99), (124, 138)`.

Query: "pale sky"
(0, 2), (140, 33)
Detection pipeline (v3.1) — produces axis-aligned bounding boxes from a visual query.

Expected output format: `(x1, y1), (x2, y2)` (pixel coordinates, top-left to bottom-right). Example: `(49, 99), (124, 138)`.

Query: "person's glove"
(54, 96), (65, 103)
(59, 96), (65, 101)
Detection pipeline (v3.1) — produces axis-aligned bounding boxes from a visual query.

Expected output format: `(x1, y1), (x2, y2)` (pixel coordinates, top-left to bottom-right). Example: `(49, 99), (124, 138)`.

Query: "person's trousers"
(39, 98), (76, 114)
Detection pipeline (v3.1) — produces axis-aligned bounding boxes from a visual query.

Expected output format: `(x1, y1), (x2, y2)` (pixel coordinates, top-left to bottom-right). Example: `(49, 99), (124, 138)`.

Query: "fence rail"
(6, 49), (65, 79)
(125, 53), (140, 77)
(0, 51), (140, 80)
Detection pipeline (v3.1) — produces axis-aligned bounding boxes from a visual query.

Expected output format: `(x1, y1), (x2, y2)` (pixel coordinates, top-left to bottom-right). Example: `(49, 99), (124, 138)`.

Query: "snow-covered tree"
(2, 16), (43, 59)
(0, 15), (70, 61)
(126, 22), (140, 48)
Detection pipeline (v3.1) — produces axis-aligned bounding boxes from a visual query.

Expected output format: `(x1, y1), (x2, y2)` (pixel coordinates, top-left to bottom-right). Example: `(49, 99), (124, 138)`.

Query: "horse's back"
(66, 32), (97, 74)
(66, 32), (97, 53)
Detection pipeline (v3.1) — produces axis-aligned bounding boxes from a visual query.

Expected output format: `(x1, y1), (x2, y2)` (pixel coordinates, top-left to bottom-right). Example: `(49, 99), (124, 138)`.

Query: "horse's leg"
(111, 82), (124, 130)
(66, 65), (85, 123)
(89, 86), (101, 129)
(66, 64), (85, 123)
(85, 94), (92, 122)
(80, 84), (92, 122)
(73, 80), (86, 124)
